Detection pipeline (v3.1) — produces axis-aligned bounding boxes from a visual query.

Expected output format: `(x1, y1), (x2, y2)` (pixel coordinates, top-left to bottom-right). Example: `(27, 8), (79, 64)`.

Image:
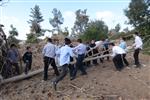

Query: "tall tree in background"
(8, 24), (19, 44)
(114, 23), (121, 33)
(124, 0), (150, 48)
(27, 5), (44, 43)
(49, 8), (64, 34)
(72, 9), (89, 37)
(80, 20), (108, 41)
(124, 0), (150, 35)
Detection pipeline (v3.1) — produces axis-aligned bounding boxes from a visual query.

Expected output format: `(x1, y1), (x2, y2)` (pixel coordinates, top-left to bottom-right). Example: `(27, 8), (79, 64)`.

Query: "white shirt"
(42, 42), (56, 58)
(73, 43), (87, 55)
(95, 41), (103, 49)
(133, 36), (143, 49)
(111, 46), (126, 57)
(57, 45), (74, 66)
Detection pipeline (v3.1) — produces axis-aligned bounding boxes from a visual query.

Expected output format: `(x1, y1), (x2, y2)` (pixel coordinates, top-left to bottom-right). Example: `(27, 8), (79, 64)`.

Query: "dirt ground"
(0, 52), (150, 100)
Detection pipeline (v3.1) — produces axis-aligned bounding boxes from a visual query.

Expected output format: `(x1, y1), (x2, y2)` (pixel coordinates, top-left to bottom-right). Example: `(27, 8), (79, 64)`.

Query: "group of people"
(110, 32), (143, 71)
(5, 32), (143, 90)
(42, 38), (88, 90)
(6, 44), (32, 76)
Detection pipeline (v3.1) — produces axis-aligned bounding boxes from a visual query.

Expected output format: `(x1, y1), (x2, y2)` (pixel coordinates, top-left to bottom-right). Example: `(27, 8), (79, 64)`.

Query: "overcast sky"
(0, 0), (132, 40)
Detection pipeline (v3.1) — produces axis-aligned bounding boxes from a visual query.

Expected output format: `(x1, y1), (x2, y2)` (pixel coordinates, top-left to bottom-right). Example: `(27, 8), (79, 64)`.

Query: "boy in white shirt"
(52, 38), (75, 90)
(110, 43), (129, 71)
(132, 32), (143, 67)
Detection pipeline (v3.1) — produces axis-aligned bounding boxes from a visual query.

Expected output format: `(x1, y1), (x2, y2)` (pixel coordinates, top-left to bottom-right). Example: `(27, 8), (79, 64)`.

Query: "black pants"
(93, 49), (98, 65)
(43, 56), (59, 80)
(24, 61), (32, 74)
(122, 54), (129, 66)
(68, 64), (75, 77)
(113, 54), (124, 71)
(74, 54), (87, 77)
(133, 48), (141, 65)
(54, 64), (68, 84)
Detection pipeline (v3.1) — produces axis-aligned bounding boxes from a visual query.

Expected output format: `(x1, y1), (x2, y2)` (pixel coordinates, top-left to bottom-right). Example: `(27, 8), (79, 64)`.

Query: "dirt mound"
(0, 53), (150, 100)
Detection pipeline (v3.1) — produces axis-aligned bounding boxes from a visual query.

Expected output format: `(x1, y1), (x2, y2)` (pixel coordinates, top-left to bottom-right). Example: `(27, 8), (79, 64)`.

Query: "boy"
(23, 46), (32, 74)
(132, 32), (143, 67)
(52, 38), (75, 90)
(110, 43), (129, 71)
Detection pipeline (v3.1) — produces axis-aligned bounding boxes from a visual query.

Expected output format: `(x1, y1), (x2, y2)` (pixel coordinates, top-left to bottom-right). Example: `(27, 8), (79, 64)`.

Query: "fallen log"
(0, 54), (110, 85)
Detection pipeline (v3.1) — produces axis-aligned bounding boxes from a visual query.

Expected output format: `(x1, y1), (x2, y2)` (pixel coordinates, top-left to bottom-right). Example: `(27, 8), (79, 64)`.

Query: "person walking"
(42, 38), (59, 81)
(73, 39), (87, 77)
(132, 32), (143, 67)
(52, 38), (75, 90)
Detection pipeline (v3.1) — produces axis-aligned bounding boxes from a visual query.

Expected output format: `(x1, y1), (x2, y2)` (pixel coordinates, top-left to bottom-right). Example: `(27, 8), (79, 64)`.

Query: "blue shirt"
(56, 45), (74, 66)
(119, 41), (127, 50)
(7, 49), (19, 63)
(73, 43), (87, 55)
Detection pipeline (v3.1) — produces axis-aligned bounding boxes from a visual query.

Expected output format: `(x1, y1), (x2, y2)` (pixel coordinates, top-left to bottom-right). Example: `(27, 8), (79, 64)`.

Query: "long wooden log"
(0, 54), (110, 85)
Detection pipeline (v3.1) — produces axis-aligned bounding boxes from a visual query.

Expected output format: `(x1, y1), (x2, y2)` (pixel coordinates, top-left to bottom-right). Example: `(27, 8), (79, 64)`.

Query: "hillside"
(0, 52), (150, 100)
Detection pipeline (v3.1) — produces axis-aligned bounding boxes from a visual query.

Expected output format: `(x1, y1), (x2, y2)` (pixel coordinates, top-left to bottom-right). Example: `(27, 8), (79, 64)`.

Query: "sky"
(0, 0), (133, 40)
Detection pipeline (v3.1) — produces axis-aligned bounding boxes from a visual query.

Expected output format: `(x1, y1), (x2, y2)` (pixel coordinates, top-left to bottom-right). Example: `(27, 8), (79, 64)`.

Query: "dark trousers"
(122, 54), (129, 66)
(74, 54), (87, 77)
(43, 56), (59, 80)
(133, 48), (141, 65)
(93, 49), (98, 65)
(113, 54), (124, 71)
(54, 64), (68, 84)
(24, 62), (32, 74)
(12, 63), (20, 75)
(68, 64), (75, 77)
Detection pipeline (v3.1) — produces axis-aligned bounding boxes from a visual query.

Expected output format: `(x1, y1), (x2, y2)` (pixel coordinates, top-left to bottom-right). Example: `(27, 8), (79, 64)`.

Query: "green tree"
(124, 0), (150, 49)
(28, 5), (44, 24)
(124, 0), (150, 35)
(80, 20), (108, 41)
(27, 5), (44, 43)
(49, 8), (64, 34)
(72, 9), (89, 37)
(26, 33), (38, 43)
(62, 27), (69, 36)
(114, 23), (121, 33)
(8, 24), (19, 44)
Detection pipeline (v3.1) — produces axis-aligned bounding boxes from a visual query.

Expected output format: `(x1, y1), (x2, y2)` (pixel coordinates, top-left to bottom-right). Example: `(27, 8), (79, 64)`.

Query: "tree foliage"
(8, 24), (19, 44)
(26, 33), (38, 43)
(27, 5), (44, 43)
(80, 20), (108, 41)
(72, 9), (89, 37)
(28, 5), (44, 24)
(124, 0), (150, 49)
(124, 0), (150, 35)
(114, 23), (121, 33)
(49, 8), (64, 34)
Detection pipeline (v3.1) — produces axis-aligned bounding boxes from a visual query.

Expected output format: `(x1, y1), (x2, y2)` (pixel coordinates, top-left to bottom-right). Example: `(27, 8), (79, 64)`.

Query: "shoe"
(70, 76), (75, 81)
(133, 64), (141, 68)
(80, 72), (87, 76)
(52, 81), (57, 91)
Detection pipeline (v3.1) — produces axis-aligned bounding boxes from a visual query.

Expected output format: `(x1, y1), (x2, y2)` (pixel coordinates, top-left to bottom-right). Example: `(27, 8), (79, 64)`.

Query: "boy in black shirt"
(23, 46), (32, 74)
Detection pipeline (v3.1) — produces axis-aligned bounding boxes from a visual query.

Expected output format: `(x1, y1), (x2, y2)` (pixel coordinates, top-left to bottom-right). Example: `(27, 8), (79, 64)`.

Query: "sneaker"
(80, 72), (87, 76)
(52, 81), (57, 91)
(70, 76), (75, 81)
(126, 67), (131, 69)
